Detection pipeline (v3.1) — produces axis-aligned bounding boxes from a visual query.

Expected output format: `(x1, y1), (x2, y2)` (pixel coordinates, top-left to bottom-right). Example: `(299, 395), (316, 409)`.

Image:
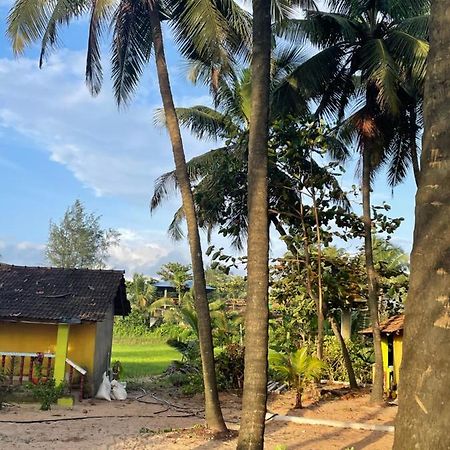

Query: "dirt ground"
(0, 387), (396, 449)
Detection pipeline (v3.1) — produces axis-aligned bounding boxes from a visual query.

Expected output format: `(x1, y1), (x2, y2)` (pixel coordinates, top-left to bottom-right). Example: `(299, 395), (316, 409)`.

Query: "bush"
(27, 379), (66, 410)
(215, 344), (245, 390)
(114, 310), (155, 337)
(0, 369), (8, 410)
(166, 363), (204, 395)
(322, 336), (373, 384)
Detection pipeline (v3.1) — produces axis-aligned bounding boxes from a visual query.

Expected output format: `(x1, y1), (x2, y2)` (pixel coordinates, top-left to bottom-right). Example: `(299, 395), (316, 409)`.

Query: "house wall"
(393, 335), (403, 387)
(0, 321), (96, 385)
(92, 305), (115, 393)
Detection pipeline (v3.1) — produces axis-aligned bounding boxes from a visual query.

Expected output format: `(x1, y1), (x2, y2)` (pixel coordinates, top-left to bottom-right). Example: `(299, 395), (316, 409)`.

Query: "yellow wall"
(381, 336), (390, 393)
(393, 335), (403, 387)
(0, 322), (96, 378)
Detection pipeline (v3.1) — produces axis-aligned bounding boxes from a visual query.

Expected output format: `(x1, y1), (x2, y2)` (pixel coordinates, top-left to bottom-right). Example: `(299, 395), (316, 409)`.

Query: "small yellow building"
(363, 314), (404, 396)
(0, 264), (130, 396)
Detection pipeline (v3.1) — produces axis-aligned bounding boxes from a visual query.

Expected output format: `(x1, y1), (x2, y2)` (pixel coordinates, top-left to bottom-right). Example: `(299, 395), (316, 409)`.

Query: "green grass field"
(111, 336), (181, 379)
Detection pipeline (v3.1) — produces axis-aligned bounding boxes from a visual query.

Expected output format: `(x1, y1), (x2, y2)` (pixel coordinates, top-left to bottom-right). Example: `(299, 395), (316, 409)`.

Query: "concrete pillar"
(381, 336), (389, 392)
(340, 308), (352, 340)
(54, 323), (70, 385)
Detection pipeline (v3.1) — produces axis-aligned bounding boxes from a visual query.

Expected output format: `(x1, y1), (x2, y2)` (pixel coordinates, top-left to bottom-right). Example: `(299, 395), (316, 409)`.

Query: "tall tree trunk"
(311, 190), (324, 360)
(148, 7), (226, 433)
(329, 315), (358, 389)
(362, 145), (384, 403)
(300, 196), (357, 389)
(393, 1), (450, 447)
(237, 0), (271, 448)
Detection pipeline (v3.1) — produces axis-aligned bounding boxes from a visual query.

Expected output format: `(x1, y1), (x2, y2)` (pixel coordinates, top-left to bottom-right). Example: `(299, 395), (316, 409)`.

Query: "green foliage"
(27, 379), (65, 411)
(270, 348), (326, 407)
(322, 336), (373, 384)
(46, 199), (119, 269)
(111, 360), (124, 380)
(157, 263), (192, 298)
(0, 369), (8, 410)
(205, 267), (246, 302)
(167, 339), (200, 363)
(270, 348), (326, 387)
(126, 273), (158, 323)
(114, 310), (156, 338)
(215, 344), (245, 390)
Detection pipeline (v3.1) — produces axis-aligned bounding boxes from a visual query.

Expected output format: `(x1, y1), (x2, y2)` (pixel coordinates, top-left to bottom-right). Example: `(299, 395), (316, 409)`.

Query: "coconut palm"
(393, 1), (450, 446)
(7, 0), (252, 432)
(151, 55), (349, 248)
(235, 2), (272, 448)
(270, 347), (326, 408)
(126, 273), (157, 326)
(281, 0), (430, 402)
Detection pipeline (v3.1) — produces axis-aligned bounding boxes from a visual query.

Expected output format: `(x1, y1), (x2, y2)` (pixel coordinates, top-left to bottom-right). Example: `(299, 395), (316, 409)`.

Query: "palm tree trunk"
(295, 387), (303, 409)
(237, 0), (271, 448)
(148, 6), (226, 433)
(393, 1), (450, 447)
(362, 145), (384, 403)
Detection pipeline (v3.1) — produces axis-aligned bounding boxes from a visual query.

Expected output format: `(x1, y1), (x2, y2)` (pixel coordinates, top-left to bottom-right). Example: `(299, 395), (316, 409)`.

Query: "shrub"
(27, 379), (66, 410)
(0, 369), (8, 410)
(322, 336), (373, 384)
(167, 365), (203, 395)
(215, 344), (245, 390)
(114, 310), (155, 337)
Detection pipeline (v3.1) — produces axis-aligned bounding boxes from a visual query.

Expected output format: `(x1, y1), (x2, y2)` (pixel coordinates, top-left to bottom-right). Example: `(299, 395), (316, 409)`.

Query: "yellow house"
(0, 264), (130, 397)
(363, 314), (404, 396)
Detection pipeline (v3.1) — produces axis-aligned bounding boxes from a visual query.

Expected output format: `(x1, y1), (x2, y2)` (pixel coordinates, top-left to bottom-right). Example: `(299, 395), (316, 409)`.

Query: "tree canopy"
(46, 200), (119, 269)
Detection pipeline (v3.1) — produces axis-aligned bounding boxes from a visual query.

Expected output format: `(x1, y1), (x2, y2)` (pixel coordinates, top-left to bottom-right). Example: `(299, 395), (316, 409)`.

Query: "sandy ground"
(0, 388), (396, 449)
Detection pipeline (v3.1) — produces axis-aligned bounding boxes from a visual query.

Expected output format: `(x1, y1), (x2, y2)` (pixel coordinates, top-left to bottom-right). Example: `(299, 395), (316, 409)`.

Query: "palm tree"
(282, 0), (429, 403)
(393, 0), (450, 446)
(235, 1), (271, 447)
(270, 347), (326, 408)
(127, 273), (157, 326)
(7, 0), (251, 433)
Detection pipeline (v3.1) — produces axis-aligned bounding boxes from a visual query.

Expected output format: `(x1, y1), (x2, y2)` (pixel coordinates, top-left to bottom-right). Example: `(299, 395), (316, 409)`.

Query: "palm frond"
(110, 0), (153, 106)
(86, 0), (116, 95)
(386, 133), (412, 186)
(359, 39), (401, 114)
(39, 0), (87, 67)
(386, 29), (429, 88)
(168, 207), (186, 241)
(150, 170), (178, 211)
(7, 0), (55, 54)
(170, 0), (251, 72)
(389, 0), (430, 20)
(156, 105), (240, 140)
(286, 12), (360, 47)
(396, 14), (429, 40)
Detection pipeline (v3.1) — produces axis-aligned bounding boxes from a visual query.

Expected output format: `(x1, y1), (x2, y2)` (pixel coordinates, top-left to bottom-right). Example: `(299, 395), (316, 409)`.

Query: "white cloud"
(107, 228), (191, 277)
(0, 228), (190, 277)
(0, 240), (46, 266)
(0, 50), (213, 200)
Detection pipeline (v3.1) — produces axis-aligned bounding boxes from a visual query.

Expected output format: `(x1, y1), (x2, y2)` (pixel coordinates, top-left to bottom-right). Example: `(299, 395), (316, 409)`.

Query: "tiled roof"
(361, 314), (404, 335)
(0, 264), (130, 323)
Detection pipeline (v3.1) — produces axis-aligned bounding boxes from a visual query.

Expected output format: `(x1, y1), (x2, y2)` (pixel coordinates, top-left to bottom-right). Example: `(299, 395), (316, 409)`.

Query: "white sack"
(95, 372), (111, 401)
(110, 379), (127, 401)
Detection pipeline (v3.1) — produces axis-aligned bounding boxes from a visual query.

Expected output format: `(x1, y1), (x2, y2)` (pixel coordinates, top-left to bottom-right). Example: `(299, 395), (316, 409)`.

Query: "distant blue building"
(153, 280), (215, 298)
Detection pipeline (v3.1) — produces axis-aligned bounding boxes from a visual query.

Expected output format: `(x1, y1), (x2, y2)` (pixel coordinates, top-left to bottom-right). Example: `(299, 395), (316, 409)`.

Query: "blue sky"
(0, 2), (417, 277)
